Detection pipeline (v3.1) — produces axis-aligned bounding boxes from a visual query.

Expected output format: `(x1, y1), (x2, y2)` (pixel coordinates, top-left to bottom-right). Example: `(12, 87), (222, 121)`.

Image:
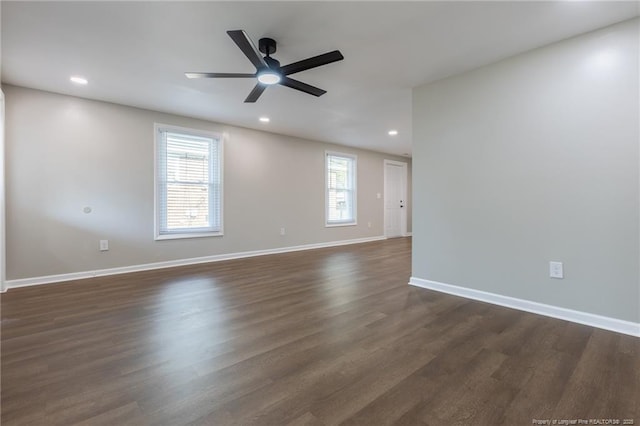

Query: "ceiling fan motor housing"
(264, 56), (280, 69)
(259, 38), (277, 55)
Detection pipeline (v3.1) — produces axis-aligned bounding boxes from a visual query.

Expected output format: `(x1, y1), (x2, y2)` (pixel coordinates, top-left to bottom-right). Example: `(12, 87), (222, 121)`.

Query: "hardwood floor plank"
(285, 412), (326, 426)
(2, 238), (637, 425)
(552, 330), (640, 420)
(69, 402), (148, 426)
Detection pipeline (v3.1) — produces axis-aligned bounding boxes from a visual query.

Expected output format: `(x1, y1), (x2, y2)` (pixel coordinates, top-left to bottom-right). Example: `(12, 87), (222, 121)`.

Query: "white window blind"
(155, 125), (222, 239)
(326, 152), (356, 225)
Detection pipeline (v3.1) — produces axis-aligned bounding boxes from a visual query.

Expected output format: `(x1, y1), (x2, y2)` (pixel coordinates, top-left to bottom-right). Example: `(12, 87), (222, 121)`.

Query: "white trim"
(0, 89), (5, 293)
(404, 232), (413, 237)
(5, 236), (386, 290)
(155, 231), (223, 240)
(409, 277), (640, 338)
(325, 222), (357, 228)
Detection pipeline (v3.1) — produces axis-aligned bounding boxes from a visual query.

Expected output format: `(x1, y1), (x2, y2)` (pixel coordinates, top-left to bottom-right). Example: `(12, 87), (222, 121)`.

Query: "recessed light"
(70, 76), (88, 85)
(388, 130), (398, 136)
(259, 117), (270, 123)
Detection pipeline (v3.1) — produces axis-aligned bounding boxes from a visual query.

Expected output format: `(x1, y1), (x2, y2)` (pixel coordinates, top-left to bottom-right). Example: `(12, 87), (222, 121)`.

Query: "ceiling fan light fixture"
(257, 70), (281, 85)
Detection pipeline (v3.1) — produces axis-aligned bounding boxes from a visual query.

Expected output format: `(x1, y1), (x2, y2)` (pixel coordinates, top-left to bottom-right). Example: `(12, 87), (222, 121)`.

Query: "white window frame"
(325, 151), (357, 227)
(154, 123), (223, 240)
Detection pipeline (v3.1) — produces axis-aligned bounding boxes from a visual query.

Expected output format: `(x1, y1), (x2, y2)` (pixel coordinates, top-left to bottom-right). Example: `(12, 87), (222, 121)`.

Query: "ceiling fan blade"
(279, 77), (326, 97)
(280, 50), (344, 76)
(244, 83), (267, 103)
(185, 72), (255, 78)
(227, 30), (268, 70)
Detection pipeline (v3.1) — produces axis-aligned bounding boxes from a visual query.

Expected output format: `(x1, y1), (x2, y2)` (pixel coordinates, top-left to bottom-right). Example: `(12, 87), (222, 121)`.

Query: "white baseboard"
(5, 236), (386, 290)
(404, 232), (413, 237)
(409, 277), (640, 338)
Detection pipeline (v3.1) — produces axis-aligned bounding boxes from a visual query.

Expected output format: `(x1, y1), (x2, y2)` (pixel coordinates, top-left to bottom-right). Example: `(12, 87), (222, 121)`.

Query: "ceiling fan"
(186, 30), (344, 103)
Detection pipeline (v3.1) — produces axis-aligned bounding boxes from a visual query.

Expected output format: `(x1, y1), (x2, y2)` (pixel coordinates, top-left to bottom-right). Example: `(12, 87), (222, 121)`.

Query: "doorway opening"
(384, 160), (408, 238)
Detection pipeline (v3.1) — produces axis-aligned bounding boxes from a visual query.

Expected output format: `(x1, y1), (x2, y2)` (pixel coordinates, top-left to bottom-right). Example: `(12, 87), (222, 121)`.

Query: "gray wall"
(412, 19), (639, 323)
(4, 85), (411, 280)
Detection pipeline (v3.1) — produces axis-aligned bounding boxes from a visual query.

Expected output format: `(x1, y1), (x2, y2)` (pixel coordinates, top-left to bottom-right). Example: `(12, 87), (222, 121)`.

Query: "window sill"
(325, 222), (357, 228)
(155, 231), (223, 241)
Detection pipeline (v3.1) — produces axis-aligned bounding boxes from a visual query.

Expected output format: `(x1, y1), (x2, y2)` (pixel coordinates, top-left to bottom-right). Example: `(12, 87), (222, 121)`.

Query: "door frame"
(1, 89), (5, 292)
(383, 159), (408, 238)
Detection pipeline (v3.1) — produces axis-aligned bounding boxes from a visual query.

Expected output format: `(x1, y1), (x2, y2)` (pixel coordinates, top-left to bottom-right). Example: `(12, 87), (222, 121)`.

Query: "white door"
(384, 160), (407, 238)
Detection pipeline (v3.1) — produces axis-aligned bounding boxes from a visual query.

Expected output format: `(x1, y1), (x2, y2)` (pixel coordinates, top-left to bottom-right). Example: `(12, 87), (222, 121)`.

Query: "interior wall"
(412, 19), (639, 323)
(4, 85), (411, 281)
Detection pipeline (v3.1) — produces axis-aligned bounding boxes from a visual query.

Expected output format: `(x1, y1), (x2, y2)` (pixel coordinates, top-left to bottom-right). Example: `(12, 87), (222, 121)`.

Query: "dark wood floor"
(1, 238), (638, 425)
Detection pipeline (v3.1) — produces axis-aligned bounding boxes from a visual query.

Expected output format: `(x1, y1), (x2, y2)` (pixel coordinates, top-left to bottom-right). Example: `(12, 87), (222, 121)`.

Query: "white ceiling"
(2, 1), (638, 157)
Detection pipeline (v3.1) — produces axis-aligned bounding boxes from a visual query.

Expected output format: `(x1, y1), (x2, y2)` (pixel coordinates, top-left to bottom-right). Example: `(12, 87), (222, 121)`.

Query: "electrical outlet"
(99, 240), (109, 251)
(280, 227), (286, 236)
(367, 221), (372, 228)
(549, 261), (563, 279)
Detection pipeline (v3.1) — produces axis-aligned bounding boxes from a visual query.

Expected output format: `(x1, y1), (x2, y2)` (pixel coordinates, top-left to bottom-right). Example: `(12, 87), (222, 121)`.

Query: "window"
(155, 124), (222, 239)
(326, 152), (357, 226)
